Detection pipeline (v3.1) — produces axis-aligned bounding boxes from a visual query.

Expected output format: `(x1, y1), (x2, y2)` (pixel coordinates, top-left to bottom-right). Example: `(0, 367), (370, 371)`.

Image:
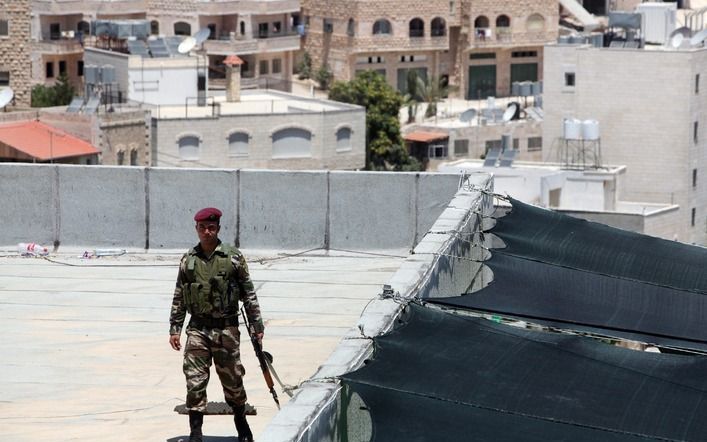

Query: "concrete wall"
(260, 172), (493, 442)
(0, 164), (461, 252)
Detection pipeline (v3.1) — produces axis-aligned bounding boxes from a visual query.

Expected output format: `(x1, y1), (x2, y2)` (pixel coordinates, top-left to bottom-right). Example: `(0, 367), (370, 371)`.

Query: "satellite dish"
(459, 108), (476, 123)
(670, 33), (684, 49)
(178, 36), (196, 54)
(502, 103), (518, 122)
(670, 26), (691, 39)
(194, 28), (211, 45)
(0, 87), (14, 109)
(690, 28), (707, 47)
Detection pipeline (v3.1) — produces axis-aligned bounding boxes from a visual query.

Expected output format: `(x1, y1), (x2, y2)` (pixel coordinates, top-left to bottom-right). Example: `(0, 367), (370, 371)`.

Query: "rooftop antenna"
(690, 28), (707, 47)
(0, 87), (14, 110)
(178, 36), (196, 54)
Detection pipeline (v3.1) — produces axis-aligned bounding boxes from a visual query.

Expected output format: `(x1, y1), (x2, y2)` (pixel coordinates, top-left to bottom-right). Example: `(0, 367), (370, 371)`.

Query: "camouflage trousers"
(183, 325), (247, 412)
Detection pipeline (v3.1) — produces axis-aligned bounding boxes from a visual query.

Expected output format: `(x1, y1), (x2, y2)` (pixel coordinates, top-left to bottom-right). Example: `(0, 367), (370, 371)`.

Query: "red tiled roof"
(0, 120), (100, 161)
(404, 131), (449, 143)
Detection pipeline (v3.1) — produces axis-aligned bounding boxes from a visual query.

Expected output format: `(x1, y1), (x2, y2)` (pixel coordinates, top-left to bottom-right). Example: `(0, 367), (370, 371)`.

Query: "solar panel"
(84, 97), (100, 115)
(482, 146), (501, 167)
(148, 38), (171, 57)
(66, 97), (84, 113)
(165, 36), (183, 55)
(127, 39), (149, 56)
(498, 148), (517, 167)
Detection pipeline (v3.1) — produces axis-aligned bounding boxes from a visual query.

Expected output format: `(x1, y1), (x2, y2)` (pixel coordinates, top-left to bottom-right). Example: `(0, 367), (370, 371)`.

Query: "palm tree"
(416, 75), (453, 119)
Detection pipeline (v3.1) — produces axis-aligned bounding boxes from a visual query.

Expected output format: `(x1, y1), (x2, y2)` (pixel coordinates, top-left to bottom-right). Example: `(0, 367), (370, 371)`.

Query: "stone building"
(28, 0), (300, 93)
(0, 0), (32, 108)
(300, 0), (558, 99)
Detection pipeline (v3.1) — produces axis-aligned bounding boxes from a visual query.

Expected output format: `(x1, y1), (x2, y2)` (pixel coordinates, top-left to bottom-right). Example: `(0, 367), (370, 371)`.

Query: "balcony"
(34, 33), (85, 54)
(203, 30), (300, 55)
(352, 35), (449, 53)
(194, 0), (299, 14)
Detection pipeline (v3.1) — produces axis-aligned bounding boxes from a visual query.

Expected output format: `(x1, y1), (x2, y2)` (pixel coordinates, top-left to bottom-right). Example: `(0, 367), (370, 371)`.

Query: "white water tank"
(582, 119), (600, 140)
(563, 118), (582, 139)
(637, 2), (676, 45)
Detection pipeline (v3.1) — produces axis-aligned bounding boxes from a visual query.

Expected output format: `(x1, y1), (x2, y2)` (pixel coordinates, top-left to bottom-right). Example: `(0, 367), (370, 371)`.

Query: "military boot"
(233, 404), (254, 442)
(188, 410), (204, 442)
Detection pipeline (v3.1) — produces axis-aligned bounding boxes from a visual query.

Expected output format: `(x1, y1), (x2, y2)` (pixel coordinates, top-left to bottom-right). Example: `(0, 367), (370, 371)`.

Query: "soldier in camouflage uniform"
(169, 207), (264, 442)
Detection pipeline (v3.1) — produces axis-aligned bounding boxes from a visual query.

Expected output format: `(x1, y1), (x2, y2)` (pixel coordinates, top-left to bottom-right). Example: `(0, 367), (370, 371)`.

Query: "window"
(496, 15), (510, 28)
(46, 62), (54, 79)
(228, 132), (249, 157)
(470, 52), (496, 60)
(77, 60), (84, 77)
(150, 20), (159, 35)
(77, 21), (90, 36)
(117, 151), (125, 165)
(428, 142), (448, 158)
(322, 19), (333, 33)
(564, 72), (575, 87)
(692, 208), (696, 227)
(174, 22), (191, 36)
(130, 150), (138, 166)
(409, 18), (424, 37)
(512, 51), (538, 58)
(207, 23), (216, 39)
(0, 19), (8, 36)
(272, 128), (312, 158)
(528, 137), (542, 151)
(693, 168), (698, 188)
(474, 16), (489, 28)
(259, 60), (269, 75)
(373, 19), (392, 35)
(336, 127), (352, 152)
(513, 138), (520, 150)
(347, 18), (355, 36)
(526, 14), (545, 32)
(0, 71), (8, 87)
(454, 139), (469, 156)
(178, 135), (200, 160)
(697, 74), (700, 94)
(240, 21), (245, 36)
(59, 60), (67, 76)
(50, 23), (61, 40)
(258, 23), (269, 38)
(272, 58), (282, 74)
(431, 17), (446, 37)
(694, 121), (699, 144)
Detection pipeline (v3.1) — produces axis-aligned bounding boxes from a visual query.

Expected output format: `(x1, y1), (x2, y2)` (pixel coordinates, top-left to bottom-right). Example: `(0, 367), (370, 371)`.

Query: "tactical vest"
(181, 244), (241, 317)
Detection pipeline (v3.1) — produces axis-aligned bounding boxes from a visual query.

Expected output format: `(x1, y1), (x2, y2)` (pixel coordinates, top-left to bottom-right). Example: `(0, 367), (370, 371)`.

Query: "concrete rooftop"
(0, 248), (406, 442)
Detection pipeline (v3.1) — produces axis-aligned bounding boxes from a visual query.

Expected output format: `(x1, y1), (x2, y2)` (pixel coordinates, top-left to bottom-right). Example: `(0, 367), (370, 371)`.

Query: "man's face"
(196, 221), (220, 247)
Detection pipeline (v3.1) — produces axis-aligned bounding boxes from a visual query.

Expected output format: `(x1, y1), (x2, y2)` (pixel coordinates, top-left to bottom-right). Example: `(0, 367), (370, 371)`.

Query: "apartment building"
(543, 43), (707, 245)
(0, 0), (32, 108)
(26, 0), (300, 92)
(301, 0), (558, 99)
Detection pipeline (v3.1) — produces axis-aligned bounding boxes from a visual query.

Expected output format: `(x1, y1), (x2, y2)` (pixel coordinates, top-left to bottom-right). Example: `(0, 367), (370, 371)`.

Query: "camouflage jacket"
(169, 241), (264, 335)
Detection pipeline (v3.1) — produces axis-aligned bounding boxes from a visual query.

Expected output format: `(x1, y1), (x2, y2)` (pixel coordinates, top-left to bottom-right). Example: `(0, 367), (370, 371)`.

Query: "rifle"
(241, 306), (280, 409)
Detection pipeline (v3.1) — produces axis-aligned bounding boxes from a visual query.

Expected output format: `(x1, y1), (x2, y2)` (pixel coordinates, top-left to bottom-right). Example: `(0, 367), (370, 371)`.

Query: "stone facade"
(301, 0), (558, 98)
(0, 0), (32, 108)
(542, 44), (707, 245)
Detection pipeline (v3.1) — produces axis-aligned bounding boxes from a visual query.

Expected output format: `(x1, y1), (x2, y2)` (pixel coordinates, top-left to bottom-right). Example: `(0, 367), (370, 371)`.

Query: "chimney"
(223, 55), (245, 102)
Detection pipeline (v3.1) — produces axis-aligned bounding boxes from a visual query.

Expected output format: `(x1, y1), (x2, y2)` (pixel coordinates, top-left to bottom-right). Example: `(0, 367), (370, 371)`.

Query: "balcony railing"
(203, 30), (300, 54)
(34, 34), (84, 54)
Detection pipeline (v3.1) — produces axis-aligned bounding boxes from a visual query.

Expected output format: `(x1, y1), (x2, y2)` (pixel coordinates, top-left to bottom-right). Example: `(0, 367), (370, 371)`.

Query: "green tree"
(296, 51), (312, 80)
(314, 63), (333, 90)
(31, 74), (76, 108)
(329, 70), (421, 171)
(416, 75), (452, 119)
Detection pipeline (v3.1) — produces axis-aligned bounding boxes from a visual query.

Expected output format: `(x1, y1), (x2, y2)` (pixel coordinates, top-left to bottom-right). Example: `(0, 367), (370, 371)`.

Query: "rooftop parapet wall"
(260, 172), (493, 442)
(0, 164), (460, 252)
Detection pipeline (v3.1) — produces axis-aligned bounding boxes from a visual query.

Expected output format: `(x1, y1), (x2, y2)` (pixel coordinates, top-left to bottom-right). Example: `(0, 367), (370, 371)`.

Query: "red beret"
(194, 207), (222, 222)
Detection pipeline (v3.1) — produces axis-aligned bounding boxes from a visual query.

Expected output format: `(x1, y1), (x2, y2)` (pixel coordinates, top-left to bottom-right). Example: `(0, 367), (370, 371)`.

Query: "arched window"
(526, 13), (545, 32)
(409, 18), (424, 37)
(240, 21), (245, 35)
(496, 15), (510, 28)
(347, 18), (355, 36)
(336, 127), (352, 151)
(272, 128), (312, 158)
(174, 21), (191, 36)
(431, 17), (446, 37)
(373, 19), (392, 35)
(228, 132), (249, 157)
(150, 20), (159, 35)
(474, 16), (489, 29)
(130, 149), (138, 166)
(178, 135), (200, 160)
(77, 21), (90, 35)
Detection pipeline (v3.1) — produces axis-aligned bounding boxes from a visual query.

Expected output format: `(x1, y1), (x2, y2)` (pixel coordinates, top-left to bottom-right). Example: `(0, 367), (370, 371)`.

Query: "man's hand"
(169, 334), (181, 351)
